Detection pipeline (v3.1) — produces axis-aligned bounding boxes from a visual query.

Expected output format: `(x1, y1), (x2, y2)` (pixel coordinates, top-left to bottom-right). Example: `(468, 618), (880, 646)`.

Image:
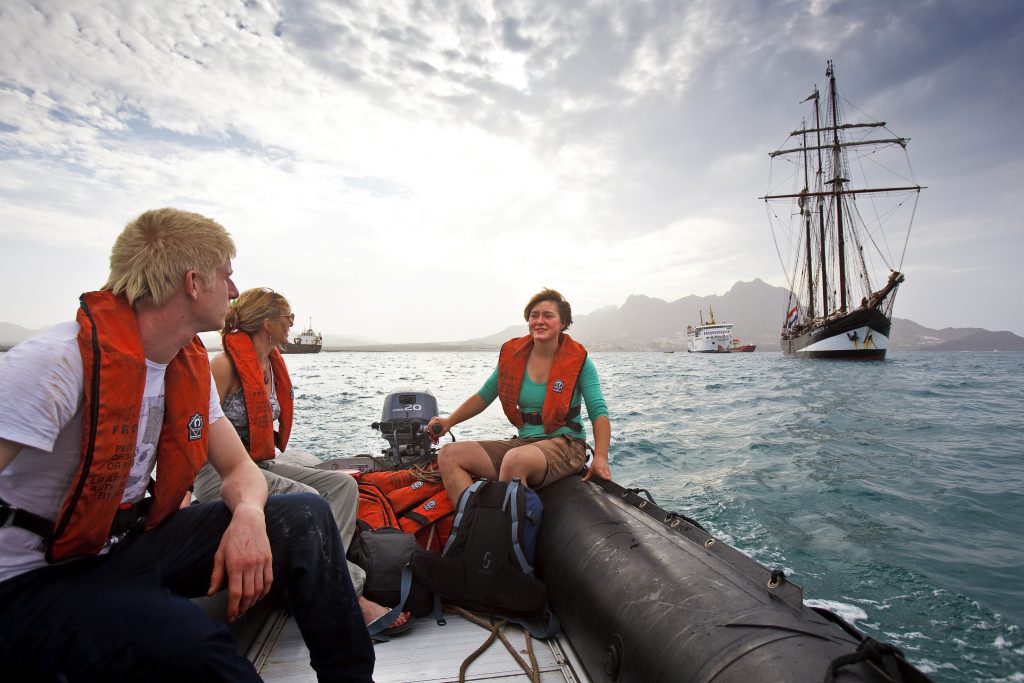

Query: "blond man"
(0, 209), (373, 682)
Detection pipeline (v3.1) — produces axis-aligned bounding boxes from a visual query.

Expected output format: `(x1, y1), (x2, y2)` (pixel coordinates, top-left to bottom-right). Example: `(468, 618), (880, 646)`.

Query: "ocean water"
(283, 350), (1024, 682)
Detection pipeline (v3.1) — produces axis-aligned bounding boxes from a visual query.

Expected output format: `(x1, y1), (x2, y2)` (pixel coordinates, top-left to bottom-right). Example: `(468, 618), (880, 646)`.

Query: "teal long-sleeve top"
(476, 356), (608, 440)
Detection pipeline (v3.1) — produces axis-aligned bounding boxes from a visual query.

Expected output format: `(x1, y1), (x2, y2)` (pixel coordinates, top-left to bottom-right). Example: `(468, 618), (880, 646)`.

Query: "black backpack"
(347, 523), (434, 618)
(409, 478), (558, 637)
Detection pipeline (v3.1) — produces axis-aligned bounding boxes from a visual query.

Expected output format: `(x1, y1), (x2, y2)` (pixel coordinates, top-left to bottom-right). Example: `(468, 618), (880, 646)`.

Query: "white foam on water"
(915, 659), (960, 675)
(804, 598), (868, 624)
(988, 673), (1024, 683)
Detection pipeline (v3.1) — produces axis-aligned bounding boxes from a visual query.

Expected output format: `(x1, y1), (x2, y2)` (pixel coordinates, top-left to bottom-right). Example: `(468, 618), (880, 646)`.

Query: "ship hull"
(782, 307), (891, 360)
(280, 343), (322, 354)
(687, 328), (734, 353)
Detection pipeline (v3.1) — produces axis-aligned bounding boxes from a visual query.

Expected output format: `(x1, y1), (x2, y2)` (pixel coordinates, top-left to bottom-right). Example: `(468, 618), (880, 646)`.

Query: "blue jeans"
(0, 493), (374, 682)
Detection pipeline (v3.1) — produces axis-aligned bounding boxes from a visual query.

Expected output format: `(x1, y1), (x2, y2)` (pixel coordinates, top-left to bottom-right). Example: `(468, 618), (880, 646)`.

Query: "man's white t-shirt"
(0, 322), (224, 583)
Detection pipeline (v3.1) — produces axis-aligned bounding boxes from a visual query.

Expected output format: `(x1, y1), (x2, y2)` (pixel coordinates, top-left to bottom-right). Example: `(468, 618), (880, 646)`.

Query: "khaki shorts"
(477, 435), (589, 488)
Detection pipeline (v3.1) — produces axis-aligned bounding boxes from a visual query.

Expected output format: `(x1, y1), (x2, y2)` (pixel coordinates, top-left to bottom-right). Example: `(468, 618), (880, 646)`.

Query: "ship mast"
(813, 86), (828, 319)
(827, 60), (850, 313)
(800, 119), (815, 320)
(762, 61), (923, 321)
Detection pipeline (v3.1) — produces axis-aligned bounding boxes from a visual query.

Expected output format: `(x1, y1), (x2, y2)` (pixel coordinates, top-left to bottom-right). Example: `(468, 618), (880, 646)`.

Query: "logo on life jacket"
(411, 481), (424, 490)
(424, 500), (436, 511)
(553, 379), (565, 393)
(188, 412), (204, 441)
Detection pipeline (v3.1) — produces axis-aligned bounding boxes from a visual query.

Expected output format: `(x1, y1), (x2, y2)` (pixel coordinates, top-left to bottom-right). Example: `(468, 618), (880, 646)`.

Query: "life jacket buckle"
(109, 497), (153, 537)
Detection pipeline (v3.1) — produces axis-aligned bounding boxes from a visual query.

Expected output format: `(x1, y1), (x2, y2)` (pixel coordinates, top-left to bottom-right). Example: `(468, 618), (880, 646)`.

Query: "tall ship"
(687, 308), (733, 353)
(280, 320), (323, 354)
(762, 61), (923, 360)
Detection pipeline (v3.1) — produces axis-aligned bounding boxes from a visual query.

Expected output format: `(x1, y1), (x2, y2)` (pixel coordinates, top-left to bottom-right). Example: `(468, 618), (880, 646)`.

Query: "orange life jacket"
(355, 480), (401, 530)
(356, 470), (454, 552)
(221, 331), (293, 460)
(47, 291), (210, 562)
(497, 334), (588, 435)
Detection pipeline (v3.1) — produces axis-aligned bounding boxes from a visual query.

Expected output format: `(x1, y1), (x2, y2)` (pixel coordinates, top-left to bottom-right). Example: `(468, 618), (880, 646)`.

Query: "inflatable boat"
(227, 389), (931, 681)
(240, 464), (929, 682)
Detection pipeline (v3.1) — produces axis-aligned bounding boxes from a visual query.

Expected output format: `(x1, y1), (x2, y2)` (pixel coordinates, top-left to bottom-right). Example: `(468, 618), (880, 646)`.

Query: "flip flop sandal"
(382, 615), (414, 636)
(368, 611), (414, 642)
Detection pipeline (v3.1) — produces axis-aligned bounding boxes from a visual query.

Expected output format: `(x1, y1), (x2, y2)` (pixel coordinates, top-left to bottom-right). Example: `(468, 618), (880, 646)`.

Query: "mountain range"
(3, 279), (1023, 352)
(461, 279), (1024, 353)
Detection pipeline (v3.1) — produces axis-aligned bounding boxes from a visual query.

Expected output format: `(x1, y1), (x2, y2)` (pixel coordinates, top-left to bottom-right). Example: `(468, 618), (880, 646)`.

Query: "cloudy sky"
(2, 0), (1022, 342)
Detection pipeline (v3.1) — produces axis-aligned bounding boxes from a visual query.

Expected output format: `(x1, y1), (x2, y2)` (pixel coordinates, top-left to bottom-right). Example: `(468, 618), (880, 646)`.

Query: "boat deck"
(252, 609), (591, 683)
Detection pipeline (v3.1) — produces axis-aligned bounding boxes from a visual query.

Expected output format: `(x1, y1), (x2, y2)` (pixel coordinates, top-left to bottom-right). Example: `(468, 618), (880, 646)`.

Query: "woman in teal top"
(428, 288), (612, 506)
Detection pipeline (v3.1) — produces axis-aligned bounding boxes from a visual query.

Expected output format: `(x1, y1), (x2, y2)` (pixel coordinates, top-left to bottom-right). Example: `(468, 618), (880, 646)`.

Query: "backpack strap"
(442, 479), (484, 554)
(431, 591), (446, 626)
(504, 479), (533, 576)
(366, 564), (414, 642)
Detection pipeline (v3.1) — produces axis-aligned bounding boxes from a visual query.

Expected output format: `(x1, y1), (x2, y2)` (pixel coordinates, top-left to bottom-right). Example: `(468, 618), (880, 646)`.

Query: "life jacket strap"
(1, 497), (54, 538)
(519, 403), (583, 432)
(1, 495), (153, 541)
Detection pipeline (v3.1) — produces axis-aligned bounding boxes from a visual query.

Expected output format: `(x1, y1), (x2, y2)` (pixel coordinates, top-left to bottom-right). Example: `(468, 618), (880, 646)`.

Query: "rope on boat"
(623, 487), (708, 532)
(626, 487), (658, 504)
(813, 606), (924, 683)
(662, 510), (707, 533)
(823, 637), (907, 683)
(408, 460), (443, 483)
(453, 606), (540, 683)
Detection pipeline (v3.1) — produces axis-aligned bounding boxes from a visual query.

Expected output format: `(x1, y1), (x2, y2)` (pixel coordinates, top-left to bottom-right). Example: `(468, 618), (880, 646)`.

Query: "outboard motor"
(372, 388), (440, 469)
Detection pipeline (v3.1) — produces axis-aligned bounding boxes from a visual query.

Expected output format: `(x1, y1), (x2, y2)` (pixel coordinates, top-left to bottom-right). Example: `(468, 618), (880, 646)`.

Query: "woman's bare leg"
(437, 441), (499, 506)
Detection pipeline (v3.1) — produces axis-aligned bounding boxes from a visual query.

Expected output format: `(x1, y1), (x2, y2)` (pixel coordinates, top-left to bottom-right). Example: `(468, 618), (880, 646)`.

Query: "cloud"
(1, 0), (1023, 340)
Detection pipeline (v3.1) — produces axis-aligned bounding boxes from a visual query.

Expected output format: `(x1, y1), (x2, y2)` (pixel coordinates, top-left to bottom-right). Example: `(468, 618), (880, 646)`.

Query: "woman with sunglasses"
(192, 287), (410, 635)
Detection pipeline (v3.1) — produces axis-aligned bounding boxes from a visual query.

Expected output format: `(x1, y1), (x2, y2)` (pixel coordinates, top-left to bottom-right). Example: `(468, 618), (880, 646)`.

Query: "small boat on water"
(219, 390), (931, 682)
(762, 61), (923, 360)
(238, 461), (930, 682)
(280, 319), (323, 354)
(731, 337), (757, 352)
(686, 308), (732, 353)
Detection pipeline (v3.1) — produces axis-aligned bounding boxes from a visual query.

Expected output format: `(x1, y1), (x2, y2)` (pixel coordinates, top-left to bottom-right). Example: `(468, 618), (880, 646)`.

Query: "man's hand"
(205, 418), (273, 620)
(207, 501), (273, 621)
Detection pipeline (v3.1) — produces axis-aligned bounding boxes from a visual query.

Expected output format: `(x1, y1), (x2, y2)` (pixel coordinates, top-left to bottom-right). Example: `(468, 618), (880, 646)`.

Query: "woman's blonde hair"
(523, 287), (573, 329)
(223, 287), (291, 337)
(103, 208), (236, 307)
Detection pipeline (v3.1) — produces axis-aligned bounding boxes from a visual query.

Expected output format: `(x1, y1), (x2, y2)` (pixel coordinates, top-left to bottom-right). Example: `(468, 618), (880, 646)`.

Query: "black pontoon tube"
(535, 475), (930, 683)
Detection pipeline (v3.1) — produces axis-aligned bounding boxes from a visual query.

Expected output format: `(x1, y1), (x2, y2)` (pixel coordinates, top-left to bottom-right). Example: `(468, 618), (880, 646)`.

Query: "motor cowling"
(372, 388), (439, 467)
